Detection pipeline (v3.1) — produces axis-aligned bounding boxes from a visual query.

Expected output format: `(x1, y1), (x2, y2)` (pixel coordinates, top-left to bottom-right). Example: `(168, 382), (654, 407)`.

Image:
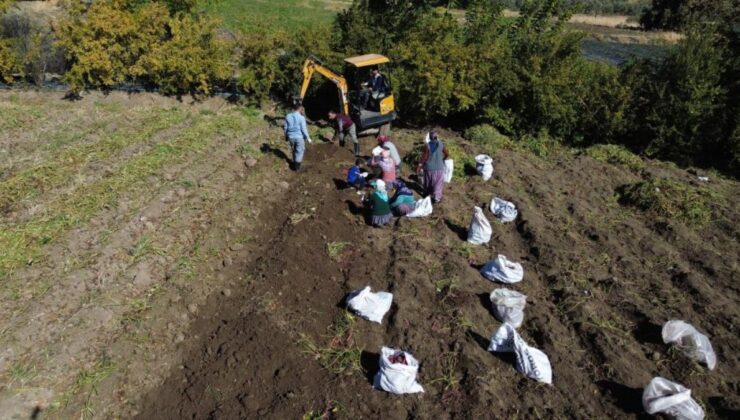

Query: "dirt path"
(135, 131), (740, 419)
(2, 92), (737, 419)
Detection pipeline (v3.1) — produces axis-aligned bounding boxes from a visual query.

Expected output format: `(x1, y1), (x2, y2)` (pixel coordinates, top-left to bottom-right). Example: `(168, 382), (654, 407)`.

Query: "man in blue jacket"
(284, 104), (312, 171)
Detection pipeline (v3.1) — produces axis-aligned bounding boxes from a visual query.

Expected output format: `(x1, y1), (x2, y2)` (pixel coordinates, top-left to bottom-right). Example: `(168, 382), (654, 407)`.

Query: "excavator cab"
(299, 54), (397, 132)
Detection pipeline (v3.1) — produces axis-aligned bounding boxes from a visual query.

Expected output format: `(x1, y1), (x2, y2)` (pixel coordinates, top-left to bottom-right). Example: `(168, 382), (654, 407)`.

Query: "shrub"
(0, 37), (18, 82)
(2, 7), (66, 84)
(56, 1), (230, 94)
(464, 124), (514, 153)
(618, 177), (716, 225)
(236, 31), (286, 104)
(518, 131), (557, 159)
(623, 23), (737, 175)
(585, 144), (645, 171)
(56, 1), (169, 92)
(135, 13), (231, 95)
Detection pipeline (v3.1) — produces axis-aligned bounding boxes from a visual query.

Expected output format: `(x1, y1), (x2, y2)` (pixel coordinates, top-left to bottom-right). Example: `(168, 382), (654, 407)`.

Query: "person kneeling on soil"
(369, 147), (397, 184)
(417, 128), (448, 204)
(390, 181), (416, 216)
(365, 180), (393, 227)
(328, 110), (359, 156)
(347, 158), (369, 193)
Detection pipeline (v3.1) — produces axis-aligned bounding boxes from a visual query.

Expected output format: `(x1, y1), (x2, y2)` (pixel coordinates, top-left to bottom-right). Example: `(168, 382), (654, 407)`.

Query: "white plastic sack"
(662, 320), (716, 370)
(488, 323), (552, 384)
(475, 154), (494, 181)
(424, 132), (430, 144)
(481, 255), (524, 284)
(407, 196), (433, 218)
(642, 377), (705, 420)
(372, 146), (383, 157)
(490, 288), (527, 328)
(467, 206), (492, 245)
(374, 347), (425, 394)
(346, 286), (393, 324)
(490, 197), (518, 223)
(443, 159), (454, 183)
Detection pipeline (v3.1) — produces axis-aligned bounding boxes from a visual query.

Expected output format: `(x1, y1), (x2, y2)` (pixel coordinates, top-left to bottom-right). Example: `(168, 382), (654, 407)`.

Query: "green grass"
(49, 353), (116, 418)
(0, 108), (186, 212)
(208, 0), (351, 33)
(585, 144), (645, 171)
(618, 177), (718, 225)
(326, 241), (350, 262)
(0, 109), (253, 277)
(298, 312), (362, 375)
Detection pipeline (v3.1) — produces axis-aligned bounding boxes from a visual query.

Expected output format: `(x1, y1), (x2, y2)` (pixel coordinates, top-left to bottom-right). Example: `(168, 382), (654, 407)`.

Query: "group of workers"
(283, 102), (448, 227)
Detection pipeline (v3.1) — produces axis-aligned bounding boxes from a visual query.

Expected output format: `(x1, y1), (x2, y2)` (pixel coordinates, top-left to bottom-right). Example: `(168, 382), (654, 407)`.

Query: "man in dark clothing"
(328, 110), (360, 156)
(361, 68), (388, 110)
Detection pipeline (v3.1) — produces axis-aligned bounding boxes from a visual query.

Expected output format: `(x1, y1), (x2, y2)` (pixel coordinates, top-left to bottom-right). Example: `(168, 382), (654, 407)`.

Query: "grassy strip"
(0, 107), (187, 212)
(0, 101), (46, 131)
(0, 110), (250, 277)
(618, 177), (718, 225)
(208, 0), (348, 32)
(1, 109), (139, 179)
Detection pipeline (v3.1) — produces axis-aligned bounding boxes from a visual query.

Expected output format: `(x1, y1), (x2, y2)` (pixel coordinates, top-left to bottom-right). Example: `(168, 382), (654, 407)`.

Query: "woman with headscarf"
(390, 180), (416, 216)
(417, 129), (449, 204)
(365, 179), (393, 227)
(369, 147), (397, 183)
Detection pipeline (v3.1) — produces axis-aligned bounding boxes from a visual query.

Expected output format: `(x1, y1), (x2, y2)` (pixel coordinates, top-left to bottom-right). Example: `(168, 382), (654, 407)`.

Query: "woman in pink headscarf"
(369, 146), (397, 183)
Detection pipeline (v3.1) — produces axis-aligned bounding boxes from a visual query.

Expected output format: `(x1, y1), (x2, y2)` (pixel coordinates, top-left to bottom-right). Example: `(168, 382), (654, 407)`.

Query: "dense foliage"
(640, 0), (738, 30)
(56, 0), (230, 94)
(0, 0), (736, 175)
(451, 0), (650, 16)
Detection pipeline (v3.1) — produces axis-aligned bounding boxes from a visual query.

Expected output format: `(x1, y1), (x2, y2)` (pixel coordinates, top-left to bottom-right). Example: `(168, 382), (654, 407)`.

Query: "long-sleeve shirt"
(370, 74), (388, 94)
(284, 111), (309, 140)
(380, 140), (401, 166)
(370, 157), (396, 183)
(336, 113), (354, 133)
(347, 165), (362, 184)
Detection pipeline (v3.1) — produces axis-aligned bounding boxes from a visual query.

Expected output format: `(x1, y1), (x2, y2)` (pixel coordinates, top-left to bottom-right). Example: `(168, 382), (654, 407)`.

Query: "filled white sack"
(374, 347), (425, 394)
(424, 132), (430, 143)
(443, 159), (454, 183)
(662, 320), (716, 370)
(346, 286), (393, 324)
(490, 288), (527, 328)
(481, 255), (524, 284)
(372, 146), (383, 157)
(407, 196), (433, 218)
(488, 323), (552, 384)
(642, 377), (705, 420)
(475, 154), (494, 181)
(467, 206), (492, 245)
(490, 197), (518, 223)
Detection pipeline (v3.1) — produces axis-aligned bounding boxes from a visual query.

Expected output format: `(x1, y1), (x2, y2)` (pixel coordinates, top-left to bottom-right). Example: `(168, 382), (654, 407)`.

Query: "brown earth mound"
(134, 132), (739, 419)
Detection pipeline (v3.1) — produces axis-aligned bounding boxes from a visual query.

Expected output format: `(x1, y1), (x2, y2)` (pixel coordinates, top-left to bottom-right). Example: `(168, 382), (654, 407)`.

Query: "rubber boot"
(353, 142), (360, 157)
(293, 162), (302, 172)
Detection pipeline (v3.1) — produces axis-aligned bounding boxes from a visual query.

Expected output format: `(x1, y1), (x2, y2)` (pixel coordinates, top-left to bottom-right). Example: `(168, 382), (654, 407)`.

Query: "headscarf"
(371, 179), (388, 201)
(428, 129), (440, 154)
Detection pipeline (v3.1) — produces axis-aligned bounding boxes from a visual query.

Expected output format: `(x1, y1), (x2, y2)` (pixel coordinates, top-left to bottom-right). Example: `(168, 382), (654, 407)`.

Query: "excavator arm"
(299, 55), (350, 115)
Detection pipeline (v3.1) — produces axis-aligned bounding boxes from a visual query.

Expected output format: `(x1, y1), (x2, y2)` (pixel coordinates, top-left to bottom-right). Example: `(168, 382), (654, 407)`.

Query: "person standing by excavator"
(284, 103), (311, 172)
(328, 110), (359, 157)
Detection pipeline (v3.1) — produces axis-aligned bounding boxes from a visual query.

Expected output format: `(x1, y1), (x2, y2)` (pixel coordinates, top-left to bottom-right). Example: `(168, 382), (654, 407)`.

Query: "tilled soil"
(135, 134), (740, 419)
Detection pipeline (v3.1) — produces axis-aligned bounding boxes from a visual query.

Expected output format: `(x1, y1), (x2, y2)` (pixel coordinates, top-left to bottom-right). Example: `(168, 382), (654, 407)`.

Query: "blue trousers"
(289, 137), (305, 163)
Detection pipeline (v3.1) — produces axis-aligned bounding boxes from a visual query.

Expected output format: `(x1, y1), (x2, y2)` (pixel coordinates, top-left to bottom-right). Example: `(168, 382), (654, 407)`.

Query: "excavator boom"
(299, 55), (350, 115)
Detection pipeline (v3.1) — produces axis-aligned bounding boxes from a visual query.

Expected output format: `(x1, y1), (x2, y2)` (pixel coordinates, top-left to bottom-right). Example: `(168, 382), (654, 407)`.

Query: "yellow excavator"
(299, 54), (397, 132)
